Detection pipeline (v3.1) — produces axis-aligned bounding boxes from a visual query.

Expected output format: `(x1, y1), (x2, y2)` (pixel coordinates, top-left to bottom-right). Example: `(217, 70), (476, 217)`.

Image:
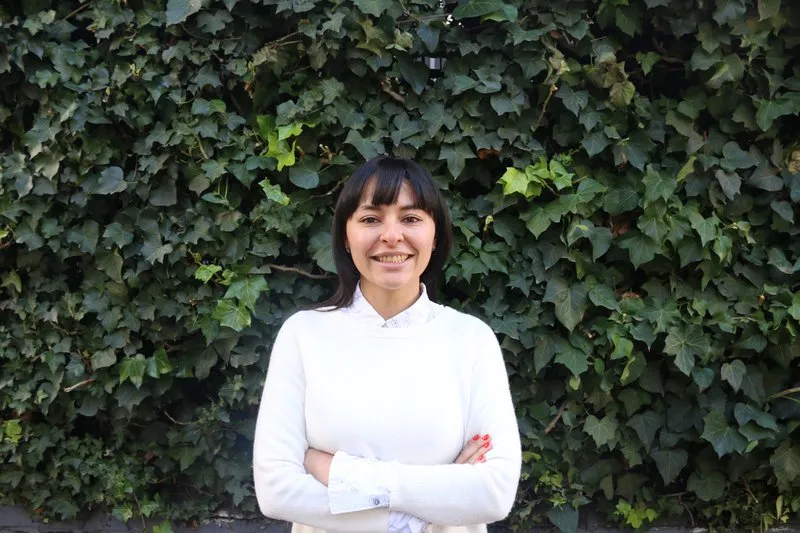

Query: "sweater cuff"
(328, 451), (393, 514)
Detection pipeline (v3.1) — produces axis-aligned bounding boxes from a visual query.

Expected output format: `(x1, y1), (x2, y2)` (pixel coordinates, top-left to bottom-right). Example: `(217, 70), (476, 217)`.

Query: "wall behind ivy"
(1, 0), (799, 530)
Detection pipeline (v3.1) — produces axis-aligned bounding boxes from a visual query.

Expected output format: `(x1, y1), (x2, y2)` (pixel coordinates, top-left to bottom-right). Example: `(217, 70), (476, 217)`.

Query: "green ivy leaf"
(642, 166), (677, 204)
(309, 231), (335, 273)
(734, 403), (778, 431)
(212, 299), (251, 331)
(91, 349), (117, 370)
(650, 448), (688, 484)
(687, 471), (726, 501)
(546, 505), (579, 533)
(556, 85), (589, 117)
(194, 264), (222, 283)
(715, 170), (741, 200)
(453, 0), (508, 19)
(701, 411), (747, 457)
(770, 441), (800, 487)
(582, 131), (611, 157)
(589, 284), (620, 311)
(722, 141), (757, 169)
(153, 348), (173, 376)
(141, 239), (173, 265)
(544, 278), (588, 331)
(439, 143), (476, 178)
(771, 200), (794, 223)
(224, 276), (269, 311)
(708, 54), (745, 88)
(119, 354), (147, 388)
(260, 180), (290, 206)
(289, 161), (320, 189)
(166, 0), (203, 25)
(534, 334), (562, 373)
(636, 52), (661, 75)
(754, 97), (796, 131)
(93, 166), (127, 195)
(692, 367), (714, 391)
(345, 130), (385, 160)
(720, 359), (746, 392)
(618, 231), (660, 268)
(584, 414), (618, 447)
(758, 0), (781, 19)
(609, 81), (636, 108)
(353, 0), (393, 16)
(603, 185), (639, 214)
(664, 325), (709, 376)
(627, 410), (662, 450)
(554, 343), (589, 377)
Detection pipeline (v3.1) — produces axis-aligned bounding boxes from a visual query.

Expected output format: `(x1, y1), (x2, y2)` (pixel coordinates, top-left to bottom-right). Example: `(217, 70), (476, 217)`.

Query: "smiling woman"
(252, 156), (522, 533)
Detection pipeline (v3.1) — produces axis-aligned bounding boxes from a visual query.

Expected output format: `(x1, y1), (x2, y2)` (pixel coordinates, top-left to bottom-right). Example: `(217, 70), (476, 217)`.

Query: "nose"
(380, 218), (404, 244)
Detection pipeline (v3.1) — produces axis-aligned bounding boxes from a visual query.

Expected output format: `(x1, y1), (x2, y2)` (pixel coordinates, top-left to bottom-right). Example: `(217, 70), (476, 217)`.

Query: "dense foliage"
(1, 0), (800, 530)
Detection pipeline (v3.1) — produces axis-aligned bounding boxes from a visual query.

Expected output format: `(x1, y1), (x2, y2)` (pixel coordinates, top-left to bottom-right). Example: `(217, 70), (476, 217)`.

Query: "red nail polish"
(478, 455), (486, 462)
(482, 434), (490, 441)
(483, 442), (490, 448)
(472, 435), (480, 441)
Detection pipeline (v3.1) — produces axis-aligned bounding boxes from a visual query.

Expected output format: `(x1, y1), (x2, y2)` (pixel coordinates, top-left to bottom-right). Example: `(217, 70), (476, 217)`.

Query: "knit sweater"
(252, 305), (522, 533)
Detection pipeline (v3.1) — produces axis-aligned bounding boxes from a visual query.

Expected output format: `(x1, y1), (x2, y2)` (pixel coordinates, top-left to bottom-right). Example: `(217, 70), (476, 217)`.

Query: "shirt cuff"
(328, 451), (393, 514)
(388, 511), (429, 533)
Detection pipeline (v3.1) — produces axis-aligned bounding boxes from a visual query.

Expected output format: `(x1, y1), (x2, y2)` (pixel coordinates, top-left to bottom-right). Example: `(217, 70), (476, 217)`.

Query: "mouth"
(372, 254), (413, 264)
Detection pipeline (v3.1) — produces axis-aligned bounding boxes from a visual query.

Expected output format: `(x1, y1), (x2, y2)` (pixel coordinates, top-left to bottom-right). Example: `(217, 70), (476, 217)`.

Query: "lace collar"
(344, 283), (434, 328)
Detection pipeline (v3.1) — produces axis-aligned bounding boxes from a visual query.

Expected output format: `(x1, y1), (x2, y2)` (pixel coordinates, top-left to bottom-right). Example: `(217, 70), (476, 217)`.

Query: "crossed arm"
(252, 322), (521, 531)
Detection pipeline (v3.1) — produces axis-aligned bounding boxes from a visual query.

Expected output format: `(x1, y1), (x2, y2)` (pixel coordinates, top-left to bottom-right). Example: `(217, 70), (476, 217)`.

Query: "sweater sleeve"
(329, 322), (522, 526)
(252, 314), (391, 533)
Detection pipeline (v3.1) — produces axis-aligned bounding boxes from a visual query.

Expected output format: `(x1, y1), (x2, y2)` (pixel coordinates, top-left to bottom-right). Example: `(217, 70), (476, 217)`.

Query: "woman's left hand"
(304, 448), (334, 486)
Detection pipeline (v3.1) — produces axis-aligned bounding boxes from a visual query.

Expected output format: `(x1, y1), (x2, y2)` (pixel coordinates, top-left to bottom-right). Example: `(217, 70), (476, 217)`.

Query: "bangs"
(357, 159), (438, 214)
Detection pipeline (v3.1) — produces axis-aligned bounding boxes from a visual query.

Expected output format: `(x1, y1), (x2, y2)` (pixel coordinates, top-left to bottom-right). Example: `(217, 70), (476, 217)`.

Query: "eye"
(360, 216), (379, 224)
(403, 215), (422, 223)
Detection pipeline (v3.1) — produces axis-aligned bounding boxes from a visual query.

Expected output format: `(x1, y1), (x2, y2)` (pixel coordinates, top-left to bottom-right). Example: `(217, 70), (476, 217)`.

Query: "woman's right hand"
(454, 434), (492, 464)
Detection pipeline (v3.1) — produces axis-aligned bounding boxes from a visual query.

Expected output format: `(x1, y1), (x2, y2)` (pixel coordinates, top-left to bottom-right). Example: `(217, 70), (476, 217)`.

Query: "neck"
(359, 280), (422, 320)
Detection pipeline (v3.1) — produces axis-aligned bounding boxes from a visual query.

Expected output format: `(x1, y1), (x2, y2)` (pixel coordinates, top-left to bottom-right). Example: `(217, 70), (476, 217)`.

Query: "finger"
(454, 434), (484, 463)
(454, 434), (491, 464)
(465, 441), (493, 464)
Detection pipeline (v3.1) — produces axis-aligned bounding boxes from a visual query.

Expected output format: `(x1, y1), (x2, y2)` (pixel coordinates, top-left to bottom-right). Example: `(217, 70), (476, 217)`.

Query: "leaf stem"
(60, 0), (98, 22)
(768, 386), (800, 401)
(532, 84), (558, 133)
(266, 263), (334, 280)
(192, 132), (209, 160)
(544, 403), (566, 434)
(63, 378), (95, 393)
(164, 410), (194, 426)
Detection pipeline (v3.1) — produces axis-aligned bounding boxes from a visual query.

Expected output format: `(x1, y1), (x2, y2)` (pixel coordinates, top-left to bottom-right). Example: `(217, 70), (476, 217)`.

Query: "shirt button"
(371, 497), (380, 506)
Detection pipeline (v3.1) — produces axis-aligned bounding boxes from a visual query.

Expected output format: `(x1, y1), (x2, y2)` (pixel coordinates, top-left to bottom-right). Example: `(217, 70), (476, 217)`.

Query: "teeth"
(376, 255), (409, 263)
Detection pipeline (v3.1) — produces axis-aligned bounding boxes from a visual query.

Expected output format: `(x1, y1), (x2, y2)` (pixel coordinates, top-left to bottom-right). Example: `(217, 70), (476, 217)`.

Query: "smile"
(373, 254), (412, 264)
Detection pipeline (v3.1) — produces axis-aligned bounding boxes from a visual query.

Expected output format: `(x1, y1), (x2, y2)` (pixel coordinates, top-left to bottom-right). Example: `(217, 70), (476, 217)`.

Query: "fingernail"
(478, 455), (486, 462)
(482, 434), (490, 441)
(472, 434), (480, 441)
(483, 442), (490, 448)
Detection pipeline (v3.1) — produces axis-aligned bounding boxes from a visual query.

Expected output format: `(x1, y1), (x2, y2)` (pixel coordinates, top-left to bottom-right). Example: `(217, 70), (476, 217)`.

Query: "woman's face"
(345, 180), (436, 299)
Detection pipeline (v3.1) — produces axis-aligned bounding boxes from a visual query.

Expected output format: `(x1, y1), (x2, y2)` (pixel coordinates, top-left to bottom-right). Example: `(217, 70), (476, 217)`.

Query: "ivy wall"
(1, 0), (799, 530)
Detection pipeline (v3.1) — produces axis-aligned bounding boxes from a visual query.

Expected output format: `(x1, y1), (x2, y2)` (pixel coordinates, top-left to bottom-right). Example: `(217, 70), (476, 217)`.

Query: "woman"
(253, 156), (521, 533)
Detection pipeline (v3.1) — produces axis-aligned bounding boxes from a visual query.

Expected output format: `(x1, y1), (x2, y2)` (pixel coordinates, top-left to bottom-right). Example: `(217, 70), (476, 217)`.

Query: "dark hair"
(316, 156), (453, 310)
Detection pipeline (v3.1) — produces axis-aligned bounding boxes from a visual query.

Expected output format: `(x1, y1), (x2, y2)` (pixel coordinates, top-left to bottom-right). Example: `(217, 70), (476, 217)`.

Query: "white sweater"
(253, 305), (522, 533)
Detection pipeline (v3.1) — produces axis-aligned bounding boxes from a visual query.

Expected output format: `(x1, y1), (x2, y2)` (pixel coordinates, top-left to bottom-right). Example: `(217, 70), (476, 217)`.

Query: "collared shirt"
(342, 282), (443, 328)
